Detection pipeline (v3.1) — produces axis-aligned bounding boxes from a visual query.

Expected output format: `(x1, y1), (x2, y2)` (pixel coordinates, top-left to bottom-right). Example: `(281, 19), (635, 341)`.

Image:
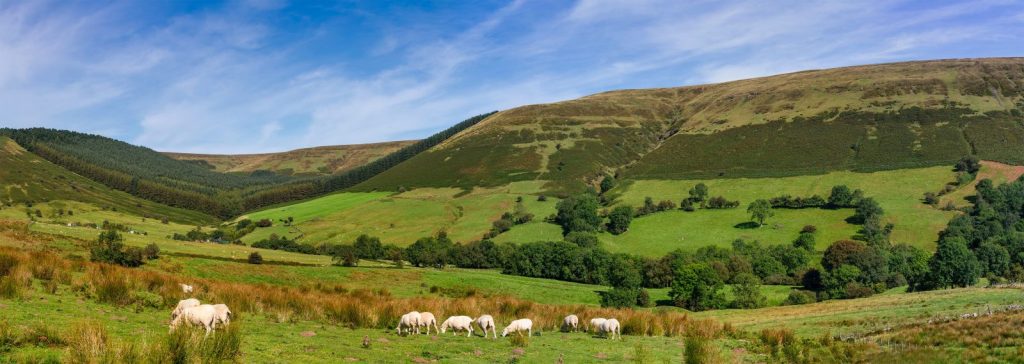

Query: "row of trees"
(906, 176), (1024, 290)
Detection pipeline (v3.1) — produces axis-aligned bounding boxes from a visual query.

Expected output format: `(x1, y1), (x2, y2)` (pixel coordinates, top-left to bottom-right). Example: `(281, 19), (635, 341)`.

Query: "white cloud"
(1, 0), (1021, 153)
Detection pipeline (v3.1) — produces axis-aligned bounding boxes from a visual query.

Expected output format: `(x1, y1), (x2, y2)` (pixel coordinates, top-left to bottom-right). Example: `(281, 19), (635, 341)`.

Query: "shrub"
(606, 206), (634, 235)
(247, 252), (263, 265)
(783, 290), (818, 305)
(843, 282), (875, 298)
(730, 273), (767, 309)
(142, 243), (160, 260)
(90, 230), (145, 267)
(132, 290), (164, 311)
(255, 219), (272, 228)
(600, 287), (639, 308)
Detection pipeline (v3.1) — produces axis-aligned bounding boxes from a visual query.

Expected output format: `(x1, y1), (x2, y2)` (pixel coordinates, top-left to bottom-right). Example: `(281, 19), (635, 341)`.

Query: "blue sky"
(1, 0), (1022, 153)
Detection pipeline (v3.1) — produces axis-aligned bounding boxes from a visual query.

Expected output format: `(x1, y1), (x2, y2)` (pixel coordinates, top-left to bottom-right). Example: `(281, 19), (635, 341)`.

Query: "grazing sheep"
(501, 318), (533, 337)
(440, 316), (475, 337)
(588, 318), (607, 333)
(212, 304), (232, 328)
(181, 284), (194, 294)
(171, 298), (201, 320)
(170, 305), (217, 336)
(396, 311), (421, 336)
(418, 312), (440, 335)
(475, 315), (497, 339)
(562, 314), (579, 332)
(600, 318), (621, 339)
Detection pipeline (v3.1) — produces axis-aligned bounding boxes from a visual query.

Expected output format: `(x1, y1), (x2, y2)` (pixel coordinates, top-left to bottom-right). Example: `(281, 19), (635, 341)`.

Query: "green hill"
(1, 112), (492, 218)
(0, 136), (215, 224)
(356, 58), (1024, 194)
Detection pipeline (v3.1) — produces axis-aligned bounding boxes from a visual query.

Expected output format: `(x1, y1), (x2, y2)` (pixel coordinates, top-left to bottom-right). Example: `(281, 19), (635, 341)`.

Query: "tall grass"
(62, 319), (243, 364)
(0, 244), (704, 339)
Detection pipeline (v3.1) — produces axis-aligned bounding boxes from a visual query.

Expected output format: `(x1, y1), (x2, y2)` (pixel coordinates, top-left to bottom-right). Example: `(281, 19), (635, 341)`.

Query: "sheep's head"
(501, 328), (509, 337)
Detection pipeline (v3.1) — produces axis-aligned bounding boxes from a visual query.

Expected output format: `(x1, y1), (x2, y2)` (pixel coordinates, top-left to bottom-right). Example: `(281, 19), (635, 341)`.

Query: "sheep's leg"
(467, 327), (473, 338)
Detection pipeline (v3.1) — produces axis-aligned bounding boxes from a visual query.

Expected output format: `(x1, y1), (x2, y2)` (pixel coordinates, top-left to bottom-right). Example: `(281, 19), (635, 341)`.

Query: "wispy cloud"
(1, 0), (1021, 153)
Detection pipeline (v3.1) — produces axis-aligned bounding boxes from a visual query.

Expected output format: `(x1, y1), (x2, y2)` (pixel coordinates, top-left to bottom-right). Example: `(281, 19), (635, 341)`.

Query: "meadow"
(238, 182), (558, 246)
(2, 238), (1020, 363)
(607, 165), (962, 253)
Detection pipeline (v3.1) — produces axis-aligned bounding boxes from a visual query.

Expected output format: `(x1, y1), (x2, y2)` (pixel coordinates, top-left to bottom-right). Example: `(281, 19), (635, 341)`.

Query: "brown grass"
(0, 245), (702, 338)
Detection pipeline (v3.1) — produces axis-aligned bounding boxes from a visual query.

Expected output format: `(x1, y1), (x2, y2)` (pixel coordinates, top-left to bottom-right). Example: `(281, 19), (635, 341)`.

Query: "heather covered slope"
(357, 58), (1024, 193)
(164, 140), (416, 176)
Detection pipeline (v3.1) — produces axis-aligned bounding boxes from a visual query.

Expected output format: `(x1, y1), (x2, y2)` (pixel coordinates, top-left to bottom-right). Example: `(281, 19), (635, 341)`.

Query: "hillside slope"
(0, 137), (216, 224)
(164, 140), (416, 176)
(356, 58), (1024, 193)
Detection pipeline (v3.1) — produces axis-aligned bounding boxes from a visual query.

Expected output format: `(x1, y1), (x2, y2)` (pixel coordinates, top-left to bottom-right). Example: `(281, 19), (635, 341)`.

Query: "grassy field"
(2, 194), (1023, 362)
(0, 201), (331, 265)
(493, 164), (966, 255)
(695, 286), (1024, 338)
(239, 183), (558, 246)
(603, 165), (962, 254)
(0, 281), (698, 363)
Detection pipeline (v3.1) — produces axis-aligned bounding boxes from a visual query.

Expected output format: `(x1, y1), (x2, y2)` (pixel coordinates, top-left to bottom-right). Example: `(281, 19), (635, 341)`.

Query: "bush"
(843, 282), (875, 298)
(730, 273), (767, 309)
(247, 252), (263, 265)
(90, 230), (144, 267)
(782, 290), (817, 305)
(600, 287), (639, 308)
(254, 219), (272, 228)
(132, 291), (164, 311)
(142, 243), (160, 260)
(636, 288), (651, 307)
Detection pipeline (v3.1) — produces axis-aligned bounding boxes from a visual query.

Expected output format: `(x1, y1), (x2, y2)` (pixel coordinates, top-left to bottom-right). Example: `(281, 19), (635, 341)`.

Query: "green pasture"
(605, 166), (960, 253)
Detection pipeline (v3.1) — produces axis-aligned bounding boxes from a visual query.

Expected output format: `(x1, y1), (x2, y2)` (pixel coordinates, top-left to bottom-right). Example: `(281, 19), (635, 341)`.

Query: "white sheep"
(170, 304), (217, 336)
(600, 318), (621, 339)
(562, 314), (579, 332)
(418, 312), (440, 335)
(212, 304), (232, 328)
(171, 298), (201, 320)
(180, 284), (194, 294)
(396, 311), (421, 336)
(440, 316), (475, 337)
(501, 318), (533, 337)
(588, 317), (607, 333)
(475, 315), (497, 339)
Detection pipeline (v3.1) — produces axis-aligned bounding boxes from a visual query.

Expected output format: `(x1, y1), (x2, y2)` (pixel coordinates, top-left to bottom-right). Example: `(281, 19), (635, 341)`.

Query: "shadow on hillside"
(733, 221), (760, 229)
(655, 299), (674, 306)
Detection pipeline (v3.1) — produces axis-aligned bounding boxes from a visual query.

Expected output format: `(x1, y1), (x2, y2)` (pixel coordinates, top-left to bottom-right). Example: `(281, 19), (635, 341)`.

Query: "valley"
(2, 58), (1024, 362)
